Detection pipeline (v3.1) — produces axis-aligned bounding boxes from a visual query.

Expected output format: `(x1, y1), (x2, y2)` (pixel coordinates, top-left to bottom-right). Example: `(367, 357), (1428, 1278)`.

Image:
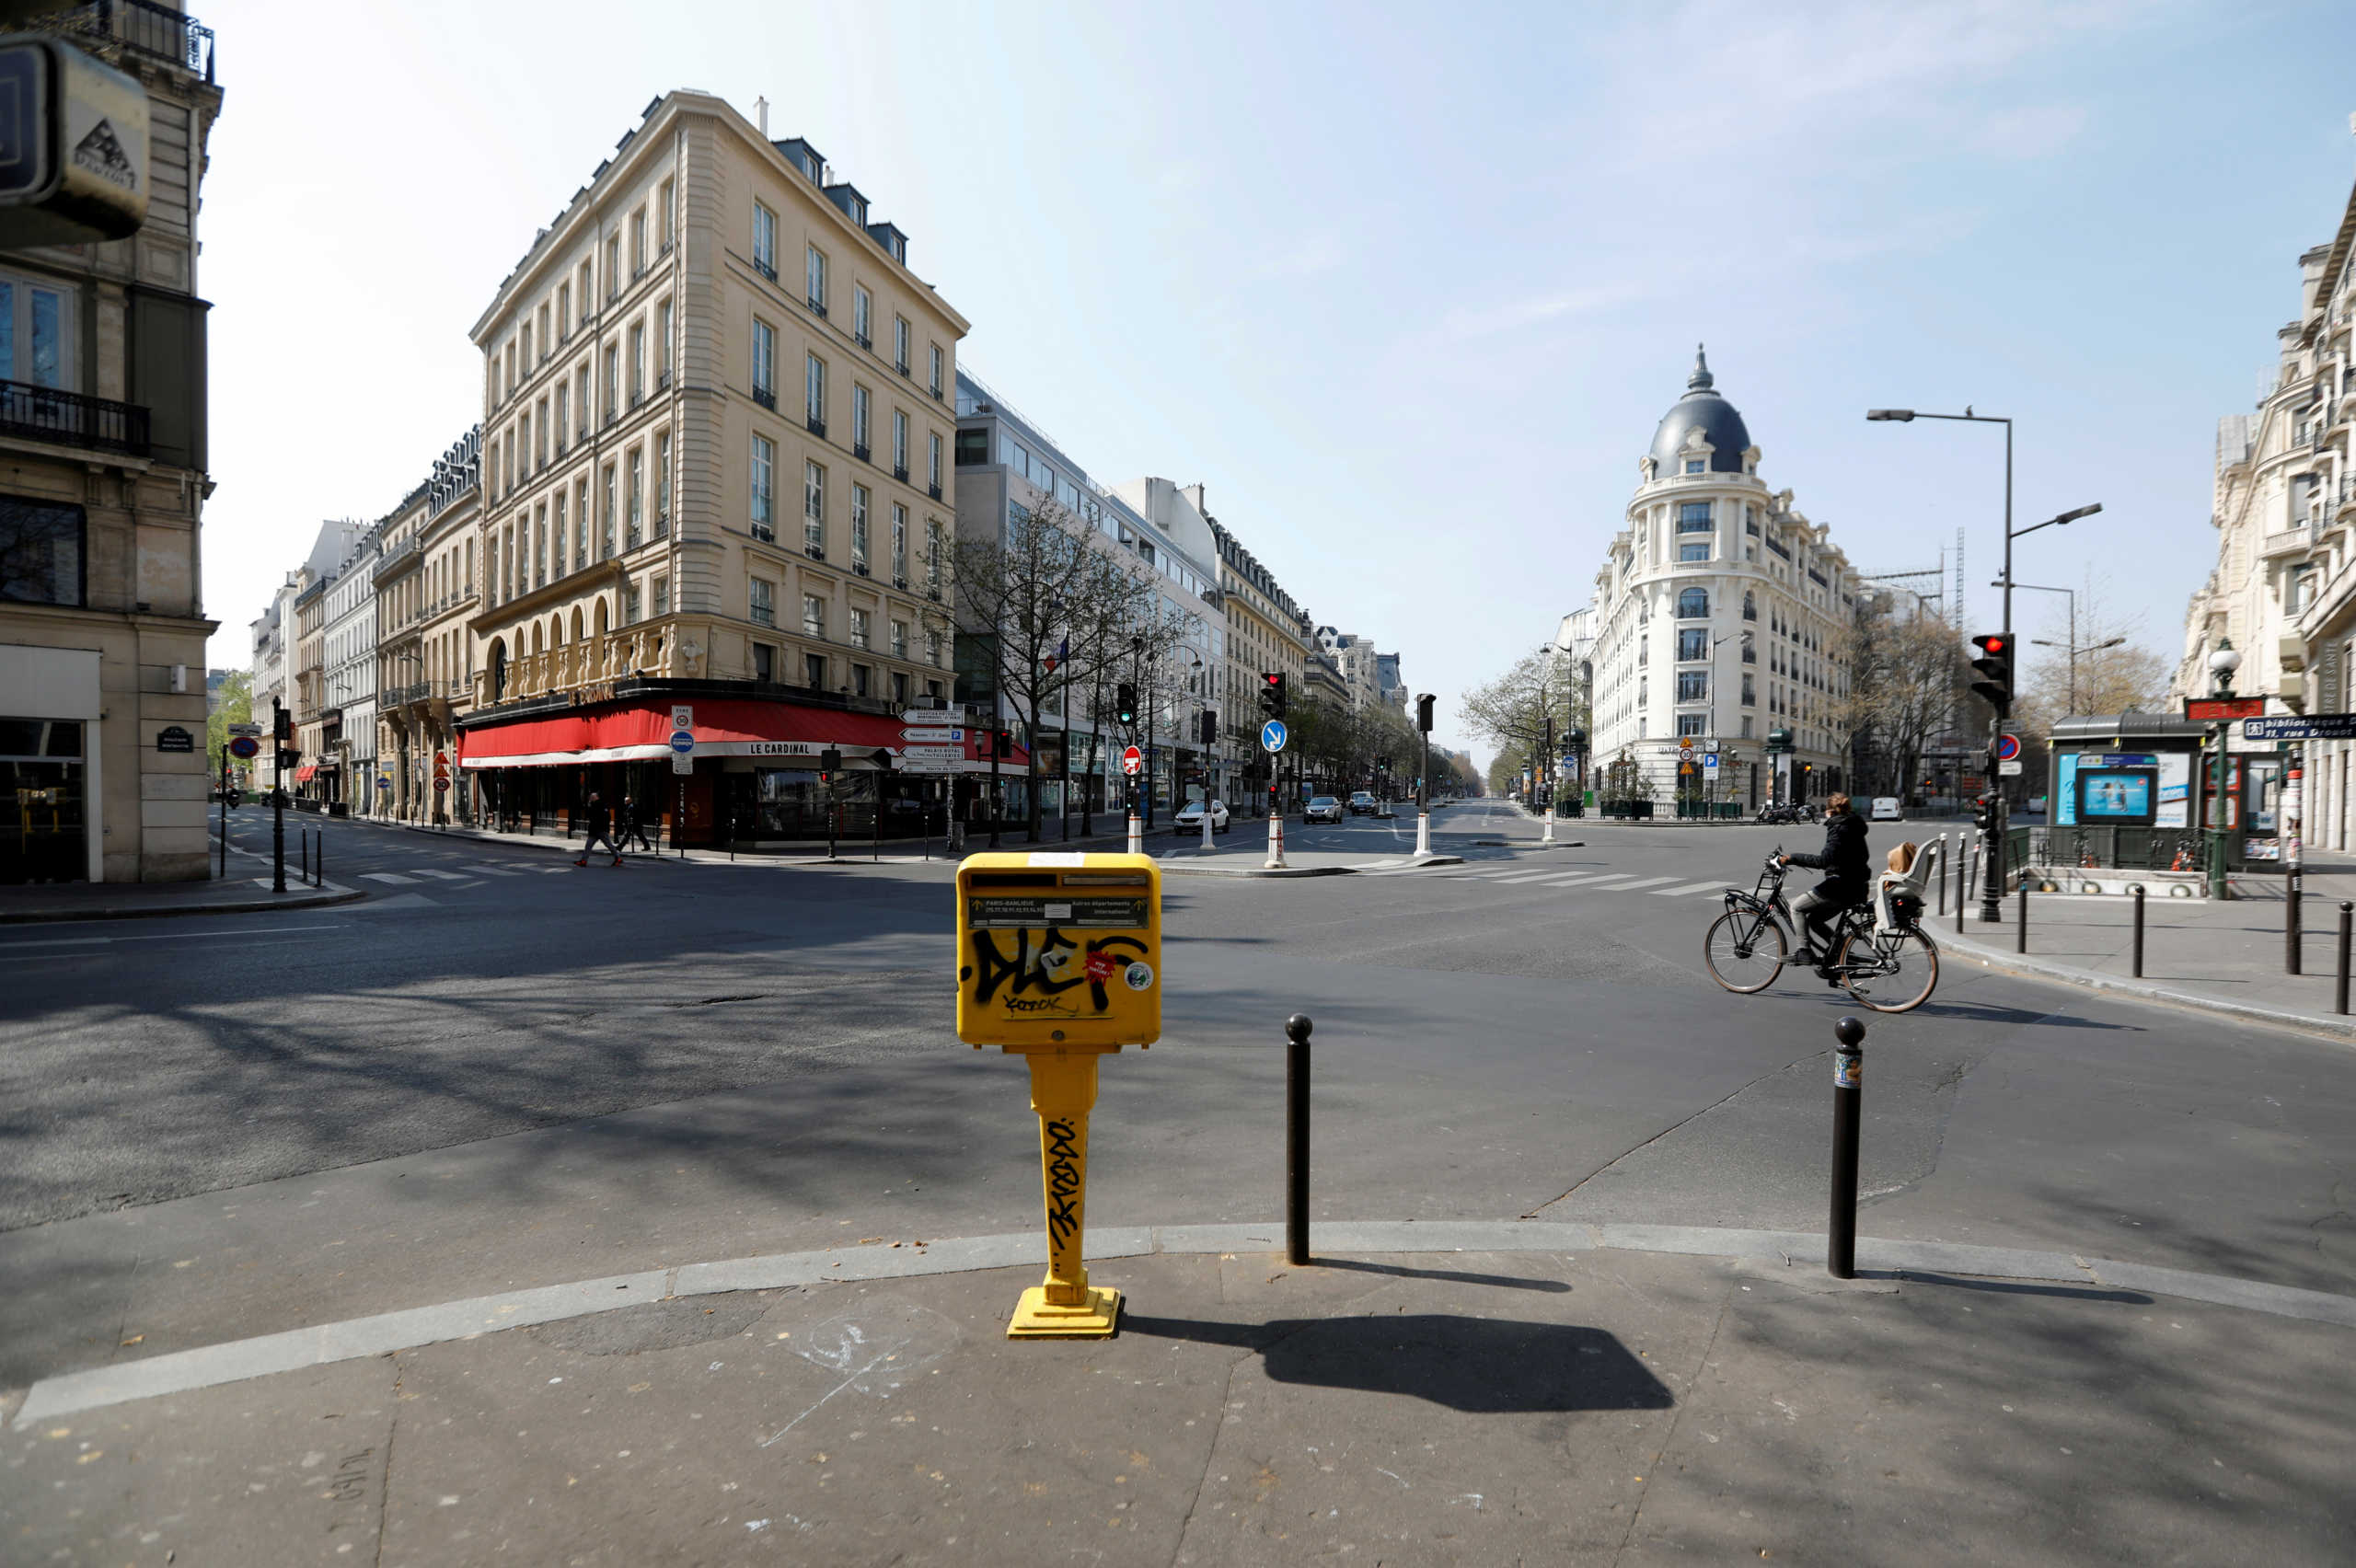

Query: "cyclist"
(1779, 792), (1868, 978)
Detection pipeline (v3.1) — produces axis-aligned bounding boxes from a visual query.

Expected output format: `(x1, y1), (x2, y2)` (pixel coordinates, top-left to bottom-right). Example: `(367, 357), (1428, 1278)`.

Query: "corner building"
(1589, 350), (1854, 810)
(458, 92), (968, 844)
(0, 6), (221, 882)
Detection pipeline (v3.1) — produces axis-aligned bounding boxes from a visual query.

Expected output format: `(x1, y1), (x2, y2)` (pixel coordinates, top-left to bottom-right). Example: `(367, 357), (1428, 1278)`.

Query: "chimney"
(756, 96), (768, 135)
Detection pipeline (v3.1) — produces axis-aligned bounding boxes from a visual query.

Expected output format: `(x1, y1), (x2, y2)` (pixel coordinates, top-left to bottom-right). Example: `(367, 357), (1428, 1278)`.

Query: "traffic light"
(1415, 693), (1435, 732)
(273, 705), (291, 744)
(995, 729), (1013, 759)
(1198, 709), (1217, 745)
(1259, 672), (1287, 720)
(1969, 634), (2014, 715)
(1973, 794), (1998, 833)
(1115, 683), (1138, 727)
(819, 746), (842, 785)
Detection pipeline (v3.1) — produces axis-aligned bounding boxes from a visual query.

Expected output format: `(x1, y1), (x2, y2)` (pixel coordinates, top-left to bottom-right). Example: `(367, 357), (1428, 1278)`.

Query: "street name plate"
(897, 757), (964, 774)
(2243, 714), (2356, 741)
(227, 721), (262, 738)
(902, 706), (967, 724)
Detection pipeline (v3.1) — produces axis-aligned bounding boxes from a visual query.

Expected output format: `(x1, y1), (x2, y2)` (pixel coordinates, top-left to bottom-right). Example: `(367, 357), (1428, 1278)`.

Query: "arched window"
(570, 606), (584, 642)
(489, 639), (508, 700)
(1677, 587), (1708, 619)
(594, 597), (609, 637)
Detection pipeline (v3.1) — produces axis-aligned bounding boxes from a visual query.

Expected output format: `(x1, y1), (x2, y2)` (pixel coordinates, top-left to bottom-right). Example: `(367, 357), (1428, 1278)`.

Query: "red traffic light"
(1972, 634), (2007, 655)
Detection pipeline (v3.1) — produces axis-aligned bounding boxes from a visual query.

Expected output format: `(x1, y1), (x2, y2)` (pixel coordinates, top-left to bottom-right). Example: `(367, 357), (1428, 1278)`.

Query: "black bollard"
(2016, 878), (2027, 954)
(1958, 844), (1972, 936)
(2130, 884), (2145, 979)
(2339, 902), (2351, 1017)
(2287, 869), (2303, 975)
(1829, 1015), (1865, 1280)
(1286, 1013), (1312, 1266)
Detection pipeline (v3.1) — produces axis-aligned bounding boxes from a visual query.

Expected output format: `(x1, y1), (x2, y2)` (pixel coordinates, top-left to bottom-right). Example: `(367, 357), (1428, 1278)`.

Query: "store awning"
(294, 764), (317, 782)
(459, 698), (909, 770)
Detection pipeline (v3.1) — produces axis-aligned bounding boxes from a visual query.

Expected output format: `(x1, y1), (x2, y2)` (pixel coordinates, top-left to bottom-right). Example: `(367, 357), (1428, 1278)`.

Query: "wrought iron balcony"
(39, 0), (214, 83)
(0, 378), (150, 456)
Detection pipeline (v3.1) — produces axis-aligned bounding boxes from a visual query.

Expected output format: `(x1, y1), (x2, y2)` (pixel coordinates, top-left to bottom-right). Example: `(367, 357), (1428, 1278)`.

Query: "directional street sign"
(226, 721), (262, 738)
(1122, 744), (1144, 776)
(896, 757), (964, 775)
(899, 744), (965, 759)
(899, 726), (965, 744)
(2243, 714), (2356, 741)
(1999, 758), (2024, 776)
(901, 705), (968, 725)
(1995, 733), (2022, 763)
(1261, 719), (1288, 753)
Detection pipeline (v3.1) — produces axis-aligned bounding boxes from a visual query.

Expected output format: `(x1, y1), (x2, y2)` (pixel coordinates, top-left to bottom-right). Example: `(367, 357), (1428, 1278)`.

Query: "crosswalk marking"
(1601, 876), (1684, 893)
(466, 864), (522, 876)
(1532, 871), (1622, 887)
(1564, 873), (1649, 890)
(361, 872), (419, 885)
(1487, 870), (1571, 883)
(412, 870), (473, 882)
(1645, 880), (1727, 897)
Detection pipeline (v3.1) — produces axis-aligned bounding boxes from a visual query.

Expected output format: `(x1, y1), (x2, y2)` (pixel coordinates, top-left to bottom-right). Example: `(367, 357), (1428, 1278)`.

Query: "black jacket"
(583, 801), (611, 836)
(1787, 810), (1868, 903)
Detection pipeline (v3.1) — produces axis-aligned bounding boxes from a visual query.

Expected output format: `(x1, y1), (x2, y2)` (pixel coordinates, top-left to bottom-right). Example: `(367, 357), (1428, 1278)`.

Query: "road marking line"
(361, 872), (420, 885)
(1602, 876), (1684, 892)
(1646, 881), (1728, 897)
(1487, 870), (1574, 883)
(1532, 871), (1621, 886)
(411, 870), (471, 882)
(0, 924), (341, 955)
(1565, 874), (1649, 889)
(467, 865), (522, 876)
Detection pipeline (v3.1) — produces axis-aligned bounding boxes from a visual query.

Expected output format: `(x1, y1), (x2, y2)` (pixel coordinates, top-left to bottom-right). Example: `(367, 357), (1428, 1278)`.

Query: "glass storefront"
(1, 717), (86, 882)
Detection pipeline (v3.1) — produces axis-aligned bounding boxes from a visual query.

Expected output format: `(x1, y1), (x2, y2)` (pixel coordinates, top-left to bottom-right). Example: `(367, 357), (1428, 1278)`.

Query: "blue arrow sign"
(1261, 719), (1288, 753)
(668, 729), (696, 755)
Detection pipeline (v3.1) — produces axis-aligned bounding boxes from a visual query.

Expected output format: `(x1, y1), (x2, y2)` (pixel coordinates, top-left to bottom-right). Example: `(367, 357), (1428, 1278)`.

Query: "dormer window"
(1683, 459), (1704, 474)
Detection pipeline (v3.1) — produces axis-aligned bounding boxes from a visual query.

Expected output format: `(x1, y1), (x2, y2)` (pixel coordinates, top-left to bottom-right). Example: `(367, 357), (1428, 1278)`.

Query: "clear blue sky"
(200, 0), (2356, 755)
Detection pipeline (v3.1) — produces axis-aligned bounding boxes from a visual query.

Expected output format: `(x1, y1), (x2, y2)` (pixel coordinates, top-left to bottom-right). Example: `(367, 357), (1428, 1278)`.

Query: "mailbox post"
(956, 851), (1162, 1338)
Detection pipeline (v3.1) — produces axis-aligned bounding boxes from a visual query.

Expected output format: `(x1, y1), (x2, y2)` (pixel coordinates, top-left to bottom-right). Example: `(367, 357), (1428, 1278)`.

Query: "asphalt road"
(4, 799), (2353, 1392)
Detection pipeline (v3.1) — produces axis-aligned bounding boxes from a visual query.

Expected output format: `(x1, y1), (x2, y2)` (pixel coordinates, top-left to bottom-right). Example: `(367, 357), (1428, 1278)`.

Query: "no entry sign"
(1121, 745), (1143, 777)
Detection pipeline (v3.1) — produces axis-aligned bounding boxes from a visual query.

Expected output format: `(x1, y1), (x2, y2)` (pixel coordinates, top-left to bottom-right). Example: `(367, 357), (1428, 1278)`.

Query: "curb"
(1161, 863), (1357, 879)
(1937, 927), (2356, 1042)
(19, 1217), (2356, 1427)
(0, 882), (366, 925)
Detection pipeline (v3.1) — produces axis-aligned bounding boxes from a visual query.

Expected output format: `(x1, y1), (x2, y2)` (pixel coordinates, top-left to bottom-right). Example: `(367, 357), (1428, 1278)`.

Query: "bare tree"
(954, 500), (1162, 841)
(1462, 649), (1588, 798)
(1835, 601), (1967, 799)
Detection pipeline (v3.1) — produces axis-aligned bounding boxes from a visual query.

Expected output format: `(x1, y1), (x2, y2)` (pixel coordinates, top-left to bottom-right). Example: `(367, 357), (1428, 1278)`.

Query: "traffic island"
(0, 877), (364, 924)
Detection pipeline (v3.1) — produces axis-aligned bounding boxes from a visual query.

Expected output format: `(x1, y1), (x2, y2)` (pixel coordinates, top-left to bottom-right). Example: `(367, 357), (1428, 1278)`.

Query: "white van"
(1869, 797), (1903, 822)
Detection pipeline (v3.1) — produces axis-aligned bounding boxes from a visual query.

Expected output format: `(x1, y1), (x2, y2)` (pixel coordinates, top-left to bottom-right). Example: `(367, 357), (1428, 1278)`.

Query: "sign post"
(670, 710), (694, 858)
(1260, 720), (1288, 869)
(956, 852), (1162, 1338)
(1121, 744), (1144, 855)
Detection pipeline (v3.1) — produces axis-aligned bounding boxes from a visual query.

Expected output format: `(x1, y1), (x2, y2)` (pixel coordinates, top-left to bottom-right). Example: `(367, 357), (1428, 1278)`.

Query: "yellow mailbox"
(956, 851), (1161, 1338)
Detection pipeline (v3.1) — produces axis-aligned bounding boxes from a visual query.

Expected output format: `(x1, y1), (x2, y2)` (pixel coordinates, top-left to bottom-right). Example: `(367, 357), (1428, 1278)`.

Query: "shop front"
(2, 717), (87, 883)
(461, 691), (988, 847)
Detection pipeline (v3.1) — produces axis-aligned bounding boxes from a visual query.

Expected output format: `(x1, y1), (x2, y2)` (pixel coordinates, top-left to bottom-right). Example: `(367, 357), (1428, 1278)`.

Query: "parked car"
(1346, 791), (1379, 815)
(1304, 795), (1344, 824)
(1869, 796), (1903, 822)
(1173, 798), (1230, 834)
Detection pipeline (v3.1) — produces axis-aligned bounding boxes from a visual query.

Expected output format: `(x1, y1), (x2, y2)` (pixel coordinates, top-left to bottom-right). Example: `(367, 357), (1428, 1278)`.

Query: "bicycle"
(1703, 851), (1940, 1013)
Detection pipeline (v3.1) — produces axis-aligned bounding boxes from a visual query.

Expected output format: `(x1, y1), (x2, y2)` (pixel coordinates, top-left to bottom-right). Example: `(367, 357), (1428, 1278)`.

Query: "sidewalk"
(9, 1221), (2351, 1564)
(1935, 863), (2356, 1040)
(0, 870), (362, 924)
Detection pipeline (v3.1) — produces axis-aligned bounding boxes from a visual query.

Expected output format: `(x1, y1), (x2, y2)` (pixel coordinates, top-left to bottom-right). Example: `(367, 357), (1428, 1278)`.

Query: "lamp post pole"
(1870, 408), (2104, 927)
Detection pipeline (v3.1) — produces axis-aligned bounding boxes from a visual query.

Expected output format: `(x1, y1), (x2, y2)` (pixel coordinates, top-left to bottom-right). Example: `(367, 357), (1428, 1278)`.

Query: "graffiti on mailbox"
(963, 925), (1149, 1017)
(1043, 1115), (1084, 1242)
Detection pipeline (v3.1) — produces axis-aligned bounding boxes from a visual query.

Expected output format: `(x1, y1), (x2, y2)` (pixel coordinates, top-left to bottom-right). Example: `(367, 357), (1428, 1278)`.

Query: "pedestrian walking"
(575, 791), (624, 866)
(622, 792), (655, 851)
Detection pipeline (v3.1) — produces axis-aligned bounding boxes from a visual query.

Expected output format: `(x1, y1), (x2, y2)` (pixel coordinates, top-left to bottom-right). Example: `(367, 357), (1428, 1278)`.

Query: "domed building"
(1586, 348), (1856, 812)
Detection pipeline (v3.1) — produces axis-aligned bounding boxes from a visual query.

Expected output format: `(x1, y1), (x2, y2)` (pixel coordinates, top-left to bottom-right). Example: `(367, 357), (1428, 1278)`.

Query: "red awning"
(294, 764), (317, 782)
(460, 698), (908, 769)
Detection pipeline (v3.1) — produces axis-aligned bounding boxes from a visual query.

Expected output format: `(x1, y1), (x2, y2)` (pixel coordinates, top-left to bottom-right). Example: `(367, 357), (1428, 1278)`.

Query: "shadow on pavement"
(1120, 1312), (1673, 1412)
(1311, 1256), (1573, 1292)
(1903, 998), (2143, 1031)
(1882, 1270), (2154, 1305)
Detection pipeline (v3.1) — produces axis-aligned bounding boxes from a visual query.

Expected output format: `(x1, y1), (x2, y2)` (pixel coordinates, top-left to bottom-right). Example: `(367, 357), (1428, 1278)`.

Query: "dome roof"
(1648, 345), (1750, 475)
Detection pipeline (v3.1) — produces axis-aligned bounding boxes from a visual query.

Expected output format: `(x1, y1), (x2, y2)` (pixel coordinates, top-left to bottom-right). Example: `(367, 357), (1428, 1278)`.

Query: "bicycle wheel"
(1837, 927), (1939, 1013)
(1704, 908), (1786, 993)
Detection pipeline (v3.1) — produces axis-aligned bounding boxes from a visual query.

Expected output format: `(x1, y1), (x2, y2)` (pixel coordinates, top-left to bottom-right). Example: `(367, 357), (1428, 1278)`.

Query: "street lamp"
(2206, 639), (2242, 902)
(1707, 630), (1748, 813)
(1872, 406), (2104, 923)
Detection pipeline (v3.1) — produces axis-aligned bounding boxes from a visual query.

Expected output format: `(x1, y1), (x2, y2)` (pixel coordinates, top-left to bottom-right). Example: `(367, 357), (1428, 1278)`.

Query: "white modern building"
(1589, 349), (1855, 810)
